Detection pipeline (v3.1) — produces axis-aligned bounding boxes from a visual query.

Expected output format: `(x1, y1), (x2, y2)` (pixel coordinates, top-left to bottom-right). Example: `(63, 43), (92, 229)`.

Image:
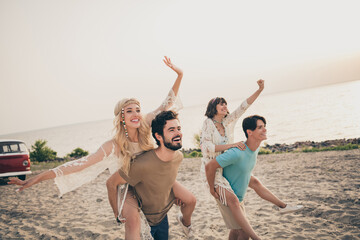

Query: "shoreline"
(182, 137), (360, 156)
(261, 137), (360, 153)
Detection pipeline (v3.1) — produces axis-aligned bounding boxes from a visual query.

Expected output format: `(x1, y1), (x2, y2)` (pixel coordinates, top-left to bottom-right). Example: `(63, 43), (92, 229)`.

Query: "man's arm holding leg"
(206, 158), (261, 240)
(205, 158), (221, 199)
(106, 171), (127, 219)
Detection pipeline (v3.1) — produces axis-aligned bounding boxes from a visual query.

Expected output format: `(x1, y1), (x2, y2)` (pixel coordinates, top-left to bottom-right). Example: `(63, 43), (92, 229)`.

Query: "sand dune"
(1, 149), (359, 239)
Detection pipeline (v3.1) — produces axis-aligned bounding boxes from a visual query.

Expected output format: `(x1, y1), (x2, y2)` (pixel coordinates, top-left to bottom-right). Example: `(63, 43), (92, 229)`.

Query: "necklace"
(212, 118), (226, 137)
(212, 119), (223, 124)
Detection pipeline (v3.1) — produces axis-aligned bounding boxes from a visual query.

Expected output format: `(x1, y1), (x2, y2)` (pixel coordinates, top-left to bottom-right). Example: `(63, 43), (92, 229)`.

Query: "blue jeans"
(150, 215), (169, 240)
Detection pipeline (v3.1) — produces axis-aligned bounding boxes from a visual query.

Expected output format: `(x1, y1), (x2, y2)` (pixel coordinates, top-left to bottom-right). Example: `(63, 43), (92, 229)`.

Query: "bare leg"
(229, 229), (250, 240)
(172, 181), (196, 227)
(106, 172), (120, 218)
(121, 195), (141, 240)
(106, 172), (141, 240)
(216, 187), (260, 240)
(248, 176), (286, 208)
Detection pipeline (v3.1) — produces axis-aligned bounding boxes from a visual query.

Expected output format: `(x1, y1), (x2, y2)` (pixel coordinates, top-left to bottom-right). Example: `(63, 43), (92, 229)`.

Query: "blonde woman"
(8, 56), (194, 240)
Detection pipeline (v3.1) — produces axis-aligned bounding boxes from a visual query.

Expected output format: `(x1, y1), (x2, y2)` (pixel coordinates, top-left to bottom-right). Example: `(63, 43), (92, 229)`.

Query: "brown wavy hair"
(205, 97), (229, 118)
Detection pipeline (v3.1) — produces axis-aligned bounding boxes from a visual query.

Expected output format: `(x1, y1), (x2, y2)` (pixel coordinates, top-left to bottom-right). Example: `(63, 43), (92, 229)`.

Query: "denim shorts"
(150, 214), (169, 240)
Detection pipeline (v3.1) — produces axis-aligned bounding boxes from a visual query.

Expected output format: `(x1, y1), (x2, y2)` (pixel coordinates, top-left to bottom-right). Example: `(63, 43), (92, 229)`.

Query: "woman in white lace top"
(201, 80), (293, 229)
(8, 56), (190, 240)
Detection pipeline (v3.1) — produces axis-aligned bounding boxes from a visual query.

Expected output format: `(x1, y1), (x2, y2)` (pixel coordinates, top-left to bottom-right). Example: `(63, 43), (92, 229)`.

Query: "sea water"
(2, 80), (359, 157)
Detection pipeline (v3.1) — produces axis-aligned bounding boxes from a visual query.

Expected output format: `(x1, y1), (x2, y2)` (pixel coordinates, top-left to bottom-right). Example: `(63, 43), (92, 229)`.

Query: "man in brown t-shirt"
(119, 149), (182, 226)
(117, 111), (194, 239)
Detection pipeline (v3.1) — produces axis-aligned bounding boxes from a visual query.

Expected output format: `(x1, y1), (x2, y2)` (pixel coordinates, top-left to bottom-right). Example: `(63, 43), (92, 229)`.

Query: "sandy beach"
(1, 149), (359, 240)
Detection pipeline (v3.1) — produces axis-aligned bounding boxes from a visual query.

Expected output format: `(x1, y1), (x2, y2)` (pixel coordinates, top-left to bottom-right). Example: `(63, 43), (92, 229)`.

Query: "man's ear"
(246, 129), (252, 137)
(155, 132), (163, 143)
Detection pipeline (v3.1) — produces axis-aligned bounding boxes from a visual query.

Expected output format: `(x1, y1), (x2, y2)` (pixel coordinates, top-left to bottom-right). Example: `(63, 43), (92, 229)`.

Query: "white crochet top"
(200, 100), (250, 204)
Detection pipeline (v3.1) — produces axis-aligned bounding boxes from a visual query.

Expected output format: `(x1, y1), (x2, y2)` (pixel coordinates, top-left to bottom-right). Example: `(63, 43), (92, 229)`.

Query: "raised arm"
(224, 79), (264, 126)
(246, 79), (264, 105)
(8, 141), (114, 193)
(145, 56), (183, 124)
(163, 56), (183, 96)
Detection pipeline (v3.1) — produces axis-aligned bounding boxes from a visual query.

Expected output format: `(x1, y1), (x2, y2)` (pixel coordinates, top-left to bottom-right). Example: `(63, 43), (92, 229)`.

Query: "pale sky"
(1, 0), (360, 135)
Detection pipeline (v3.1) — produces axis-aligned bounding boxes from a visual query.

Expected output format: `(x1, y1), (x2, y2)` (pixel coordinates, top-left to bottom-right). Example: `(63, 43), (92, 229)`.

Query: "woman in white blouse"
(9, 56), (195, 240)
(201, 80), (300, 230)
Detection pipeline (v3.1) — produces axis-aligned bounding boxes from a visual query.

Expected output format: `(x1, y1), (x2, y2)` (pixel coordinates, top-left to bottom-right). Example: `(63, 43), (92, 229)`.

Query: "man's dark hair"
(151, 110), (179, 146)
(242, 115), (266, 138)
(205, 97), (229, 118)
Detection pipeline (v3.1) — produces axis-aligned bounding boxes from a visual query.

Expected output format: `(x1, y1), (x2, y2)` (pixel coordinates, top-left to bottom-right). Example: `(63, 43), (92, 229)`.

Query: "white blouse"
(200, 100), (250, 204)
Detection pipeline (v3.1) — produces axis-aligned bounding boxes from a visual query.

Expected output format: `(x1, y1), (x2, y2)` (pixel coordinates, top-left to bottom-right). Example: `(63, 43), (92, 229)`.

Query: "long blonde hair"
(113, 98), (154, 174)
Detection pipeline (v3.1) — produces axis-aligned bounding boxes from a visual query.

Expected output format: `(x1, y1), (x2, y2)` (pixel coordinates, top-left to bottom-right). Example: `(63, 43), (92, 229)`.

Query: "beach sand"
(1, 149), (359, 239)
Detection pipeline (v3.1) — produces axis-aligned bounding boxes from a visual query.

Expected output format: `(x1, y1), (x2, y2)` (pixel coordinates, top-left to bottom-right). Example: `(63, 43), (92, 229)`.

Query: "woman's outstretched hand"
(163, 56), (183, 76)
(8, 176), (37, 192)
(257, 79), (265, 91)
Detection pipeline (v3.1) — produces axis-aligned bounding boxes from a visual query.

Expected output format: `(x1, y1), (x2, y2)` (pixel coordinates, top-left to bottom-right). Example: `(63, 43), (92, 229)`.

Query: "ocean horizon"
(1, 80), (359, 157)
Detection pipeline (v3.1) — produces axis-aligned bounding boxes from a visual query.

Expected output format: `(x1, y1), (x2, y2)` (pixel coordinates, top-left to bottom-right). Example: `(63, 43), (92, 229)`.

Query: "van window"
(19, 143), (28, 152)
(0, 142), (28, 154)
(10, 144), (20, 152)
(2, 145), (10, 153)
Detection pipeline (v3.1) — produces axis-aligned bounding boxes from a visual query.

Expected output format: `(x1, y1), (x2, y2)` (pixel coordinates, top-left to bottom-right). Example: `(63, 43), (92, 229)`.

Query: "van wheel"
(18, 175), (26, 180)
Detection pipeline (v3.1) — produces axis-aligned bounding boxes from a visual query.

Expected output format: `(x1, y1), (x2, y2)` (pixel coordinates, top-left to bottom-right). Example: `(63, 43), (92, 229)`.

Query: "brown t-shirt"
(118, 149), (183, 226)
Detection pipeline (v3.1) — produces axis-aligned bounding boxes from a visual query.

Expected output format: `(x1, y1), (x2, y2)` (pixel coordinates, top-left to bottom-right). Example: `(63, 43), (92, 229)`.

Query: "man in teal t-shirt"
(216, 143), (259, 202)
(206, 115), (267, 240)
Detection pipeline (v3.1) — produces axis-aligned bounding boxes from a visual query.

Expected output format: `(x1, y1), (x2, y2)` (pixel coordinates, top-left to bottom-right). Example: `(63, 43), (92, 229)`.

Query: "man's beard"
(163, 136), (182, 151)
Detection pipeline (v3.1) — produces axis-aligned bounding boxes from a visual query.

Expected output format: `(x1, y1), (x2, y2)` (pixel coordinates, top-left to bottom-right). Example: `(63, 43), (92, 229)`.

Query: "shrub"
(302, 143), (359, 153)
(30, 139), (57, 162)
(259, 148), (272, 155)
(68, 147), (89, 159)
(183, 151), (202, 158)
(190, 151), (199, 158)
(193, 132), (201, 149)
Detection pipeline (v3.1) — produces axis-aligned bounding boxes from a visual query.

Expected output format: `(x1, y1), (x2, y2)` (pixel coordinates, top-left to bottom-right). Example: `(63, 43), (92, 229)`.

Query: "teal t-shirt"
(216, 144), (259, 202)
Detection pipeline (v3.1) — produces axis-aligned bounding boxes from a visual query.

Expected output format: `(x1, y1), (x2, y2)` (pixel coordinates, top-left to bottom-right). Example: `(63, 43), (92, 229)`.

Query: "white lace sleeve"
(145, 89), (183, 125)
(222, 100), (250, 144)
(200, 118), (216, 160)
(223, 99), (250, 126)
(51, 142), (118, 197)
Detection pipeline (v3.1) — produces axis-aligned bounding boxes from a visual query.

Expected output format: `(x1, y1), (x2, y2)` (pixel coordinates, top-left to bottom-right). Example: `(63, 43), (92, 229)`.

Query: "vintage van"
(0, 140), (31, 180)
